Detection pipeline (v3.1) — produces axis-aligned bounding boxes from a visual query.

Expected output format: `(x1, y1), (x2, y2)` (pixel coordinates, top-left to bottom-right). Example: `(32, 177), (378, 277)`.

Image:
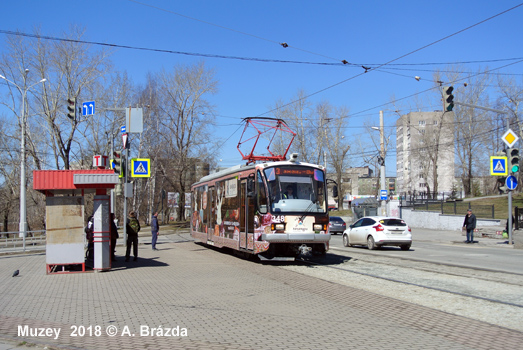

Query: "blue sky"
(1, 0), (523, 174)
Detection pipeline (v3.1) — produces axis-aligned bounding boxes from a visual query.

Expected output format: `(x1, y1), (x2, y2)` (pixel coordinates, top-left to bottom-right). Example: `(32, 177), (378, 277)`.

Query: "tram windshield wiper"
(299, 201), (317, 222)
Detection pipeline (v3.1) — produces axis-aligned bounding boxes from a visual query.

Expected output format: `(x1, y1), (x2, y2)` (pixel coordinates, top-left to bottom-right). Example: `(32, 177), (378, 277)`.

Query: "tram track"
(161, 231), (523, 332)
(279, 249), (523, 332)
(330, 247), (523, 285)
(295, 255), (523, 309)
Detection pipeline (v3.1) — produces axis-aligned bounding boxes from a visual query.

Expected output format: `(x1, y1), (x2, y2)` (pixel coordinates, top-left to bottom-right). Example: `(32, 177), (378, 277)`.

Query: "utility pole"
(379, 111), (386, 216)
(372, 112), (387, 216)
(507, 117), (514, 245)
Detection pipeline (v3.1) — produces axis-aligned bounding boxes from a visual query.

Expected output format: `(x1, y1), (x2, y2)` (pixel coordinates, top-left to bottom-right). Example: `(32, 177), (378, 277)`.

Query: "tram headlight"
(313, 224), (324, 231)
(271, 223), (285, 231)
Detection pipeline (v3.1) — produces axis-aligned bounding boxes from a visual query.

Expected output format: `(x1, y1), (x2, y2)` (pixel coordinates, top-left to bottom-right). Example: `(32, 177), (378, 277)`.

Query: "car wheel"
(400, 244), (411, 251)
(342, 234), (351, 247)
(367, 236), (377, 250)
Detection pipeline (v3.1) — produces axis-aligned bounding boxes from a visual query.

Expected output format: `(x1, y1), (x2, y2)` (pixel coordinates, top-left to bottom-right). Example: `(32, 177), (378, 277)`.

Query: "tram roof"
(193, 159), (325, 187)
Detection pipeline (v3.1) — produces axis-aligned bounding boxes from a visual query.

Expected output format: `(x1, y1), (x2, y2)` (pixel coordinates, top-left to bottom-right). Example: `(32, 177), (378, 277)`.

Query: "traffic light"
(112, 151), (125, 178)
(67, 98), (76, 120)
(499, 177), (509, 194)
(508, 148), (520, 174)
(442, 86), (454, 112)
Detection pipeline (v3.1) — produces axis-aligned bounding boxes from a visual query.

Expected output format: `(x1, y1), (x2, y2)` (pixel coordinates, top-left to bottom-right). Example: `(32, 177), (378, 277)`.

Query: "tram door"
(240, 181), (247, 249)
(240, 179), (255, 250)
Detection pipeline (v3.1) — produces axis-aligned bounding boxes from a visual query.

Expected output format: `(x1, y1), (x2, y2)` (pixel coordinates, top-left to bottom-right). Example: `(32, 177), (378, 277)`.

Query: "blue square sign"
(490, 156), (508, 176)
(131, 158), (150, 178)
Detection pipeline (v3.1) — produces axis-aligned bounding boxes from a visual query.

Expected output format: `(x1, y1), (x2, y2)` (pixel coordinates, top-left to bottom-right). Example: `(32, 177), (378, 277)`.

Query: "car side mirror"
(332, 185), (338, 198)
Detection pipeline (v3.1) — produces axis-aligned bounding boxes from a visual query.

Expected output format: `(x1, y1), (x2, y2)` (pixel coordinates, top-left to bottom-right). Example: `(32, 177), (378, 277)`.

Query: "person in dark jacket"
(151, 212), (159, 251)
(110, 213), (119, 261)
(463, 209), (477, 243)
(125, 211), (140, 261)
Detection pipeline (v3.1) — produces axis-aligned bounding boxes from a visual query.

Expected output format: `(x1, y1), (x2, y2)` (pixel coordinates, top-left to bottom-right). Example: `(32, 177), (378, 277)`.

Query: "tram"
(190, 118), (333, 260)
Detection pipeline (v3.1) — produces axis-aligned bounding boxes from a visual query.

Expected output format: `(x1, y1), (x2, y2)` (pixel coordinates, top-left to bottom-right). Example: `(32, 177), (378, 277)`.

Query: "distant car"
(342, 216), (412, 250)
(328, 216), (346, 235)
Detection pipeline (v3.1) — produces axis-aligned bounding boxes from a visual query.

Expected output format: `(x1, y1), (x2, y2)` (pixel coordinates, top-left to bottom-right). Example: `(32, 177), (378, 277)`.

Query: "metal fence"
(398, 191), (463, 207)
(412, 201), (495, 219)
(1, 230), (46, 250)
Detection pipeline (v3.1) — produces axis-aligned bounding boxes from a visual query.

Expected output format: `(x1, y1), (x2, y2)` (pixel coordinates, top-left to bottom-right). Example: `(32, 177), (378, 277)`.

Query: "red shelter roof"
(33, 170), (119, 196)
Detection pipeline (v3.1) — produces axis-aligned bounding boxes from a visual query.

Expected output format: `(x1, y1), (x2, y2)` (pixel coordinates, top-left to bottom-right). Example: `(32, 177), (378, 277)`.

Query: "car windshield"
(380, 218), (406, 226)
(264, 165), (326, 214)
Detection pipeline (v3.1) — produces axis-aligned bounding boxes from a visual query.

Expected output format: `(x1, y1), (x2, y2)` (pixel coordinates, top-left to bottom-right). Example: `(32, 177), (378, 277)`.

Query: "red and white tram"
(190, 154), (331, 259)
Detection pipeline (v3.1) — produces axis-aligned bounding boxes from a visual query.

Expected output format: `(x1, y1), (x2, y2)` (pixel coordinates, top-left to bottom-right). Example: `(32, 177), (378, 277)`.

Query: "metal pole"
(0, 72), (46, 251)
(507, 117), (513, 245)
(123, 136), (129, 247)
(110, 136), (115, 214)
(20, 74), (27, 251)
(380, 111), (386, 216)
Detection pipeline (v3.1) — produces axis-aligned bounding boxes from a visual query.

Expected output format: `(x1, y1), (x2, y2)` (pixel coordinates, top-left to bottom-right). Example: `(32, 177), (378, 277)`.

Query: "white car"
(342, 216), (412, 250)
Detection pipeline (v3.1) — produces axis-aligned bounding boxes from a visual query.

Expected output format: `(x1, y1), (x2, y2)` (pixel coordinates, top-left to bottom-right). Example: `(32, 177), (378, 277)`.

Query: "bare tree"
(324, 106), (351, 208)
(28, 26), (112, 170)
(496, 75), (523, 190)
(434, 67), (493, 196)
(271, 90), (317, 163)
(155, 61), (218, 220)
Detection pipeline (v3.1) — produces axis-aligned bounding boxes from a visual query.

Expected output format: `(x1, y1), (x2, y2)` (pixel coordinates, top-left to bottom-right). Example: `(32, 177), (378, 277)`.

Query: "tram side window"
(201, 185), (209, 227)
(192, 186), (204, 232)
(257, 171), (268, 214)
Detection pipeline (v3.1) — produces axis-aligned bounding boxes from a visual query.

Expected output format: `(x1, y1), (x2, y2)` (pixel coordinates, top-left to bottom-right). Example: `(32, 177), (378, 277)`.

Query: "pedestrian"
(505, 215), (515, 233)
(125, 211), (141, 261)
(462, 208), (477, 243)
(85, 215), (95, 267)
(110, 213), (119, 261)
(151, 212), (159, 251)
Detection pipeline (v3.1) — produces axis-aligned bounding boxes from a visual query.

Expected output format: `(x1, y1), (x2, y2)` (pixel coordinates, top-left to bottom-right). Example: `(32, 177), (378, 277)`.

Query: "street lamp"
(0, 70), (46, 247)
(372, 111), (386, 216)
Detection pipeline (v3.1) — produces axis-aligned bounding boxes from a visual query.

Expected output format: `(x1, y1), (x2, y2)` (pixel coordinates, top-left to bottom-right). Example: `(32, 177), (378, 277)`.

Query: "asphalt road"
(329, 227), (523, 275)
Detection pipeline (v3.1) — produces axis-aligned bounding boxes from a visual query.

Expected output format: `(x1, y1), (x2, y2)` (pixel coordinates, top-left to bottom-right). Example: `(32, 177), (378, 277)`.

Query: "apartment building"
(396, 111), (455, 195)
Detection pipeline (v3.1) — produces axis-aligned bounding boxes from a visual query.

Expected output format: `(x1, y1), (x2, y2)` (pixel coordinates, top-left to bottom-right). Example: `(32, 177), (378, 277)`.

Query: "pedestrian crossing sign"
(131, 158), (151, 178)
(490, 156), (508, 176)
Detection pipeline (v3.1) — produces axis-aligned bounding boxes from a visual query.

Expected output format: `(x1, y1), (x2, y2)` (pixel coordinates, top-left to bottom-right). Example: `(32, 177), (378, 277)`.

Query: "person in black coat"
(110, 213), (119, 261)
(462, 209), (477, 243)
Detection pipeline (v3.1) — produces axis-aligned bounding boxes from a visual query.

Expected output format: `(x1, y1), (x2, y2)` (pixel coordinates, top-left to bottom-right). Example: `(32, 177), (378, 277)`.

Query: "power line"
(255, 3), (523, 118)
(125, 0), (351, 65)
(0, 29), (358, 67)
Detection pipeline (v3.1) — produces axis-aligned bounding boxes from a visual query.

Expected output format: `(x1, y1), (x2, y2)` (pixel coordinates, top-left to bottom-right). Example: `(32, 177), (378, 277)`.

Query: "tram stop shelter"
(33, 169), (119, 274)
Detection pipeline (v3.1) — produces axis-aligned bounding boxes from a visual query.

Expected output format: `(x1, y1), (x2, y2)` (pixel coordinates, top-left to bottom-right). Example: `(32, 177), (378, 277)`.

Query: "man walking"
(151, 212), (159, 251)
(463, 209), (477, 243)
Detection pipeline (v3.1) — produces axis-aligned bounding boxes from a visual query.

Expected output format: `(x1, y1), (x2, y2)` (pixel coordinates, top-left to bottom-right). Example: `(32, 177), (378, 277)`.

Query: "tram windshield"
(264, 166), (326, 214)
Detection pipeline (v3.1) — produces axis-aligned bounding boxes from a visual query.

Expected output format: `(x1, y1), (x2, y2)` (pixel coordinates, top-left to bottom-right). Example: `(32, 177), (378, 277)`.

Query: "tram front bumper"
(261, 233), (331, 243)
